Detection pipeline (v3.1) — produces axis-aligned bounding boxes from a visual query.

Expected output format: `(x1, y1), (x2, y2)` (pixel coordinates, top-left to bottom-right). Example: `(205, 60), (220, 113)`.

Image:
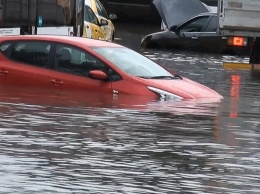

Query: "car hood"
(153, 0), (211, 30)
(142, 77), (223, 100)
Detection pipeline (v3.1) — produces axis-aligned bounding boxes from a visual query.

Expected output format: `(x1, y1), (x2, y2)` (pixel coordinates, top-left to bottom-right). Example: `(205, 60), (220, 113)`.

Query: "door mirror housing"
(170, 25), (177, 32)
(100, 19), (109, 26)
(174, 26), (182, 36)
(89, 70), (108, 80)
(109, 13), (117, 20)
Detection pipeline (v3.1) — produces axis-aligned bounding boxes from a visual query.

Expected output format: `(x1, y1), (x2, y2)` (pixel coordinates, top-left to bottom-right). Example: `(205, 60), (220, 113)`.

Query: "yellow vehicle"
(0, 0), (107, 41)
(85, 0), (117, 42)
(83, 5), (107, 40)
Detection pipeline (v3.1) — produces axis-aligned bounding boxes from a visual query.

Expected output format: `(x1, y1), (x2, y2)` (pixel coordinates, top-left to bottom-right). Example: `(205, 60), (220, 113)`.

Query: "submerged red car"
(0, 35), (223, 100)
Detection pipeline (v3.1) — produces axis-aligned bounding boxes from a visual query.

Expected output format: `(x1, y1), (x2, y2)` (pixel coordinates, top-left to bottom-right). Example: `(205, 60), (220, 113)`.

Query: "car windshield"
(92, 47), (173, 77)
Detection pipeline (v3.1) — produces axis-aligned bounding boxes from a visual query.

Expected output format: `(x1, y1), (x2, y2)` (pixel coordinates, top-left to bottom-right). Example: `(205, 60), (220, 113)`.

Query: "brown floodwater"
(0, 23), (260, 193)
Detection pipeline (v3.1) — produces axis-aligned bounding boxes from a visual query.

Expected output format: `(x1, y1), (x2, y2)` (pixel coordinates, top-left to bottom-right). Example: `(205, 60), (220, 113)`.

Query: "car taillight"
(227, 37), (248, 47)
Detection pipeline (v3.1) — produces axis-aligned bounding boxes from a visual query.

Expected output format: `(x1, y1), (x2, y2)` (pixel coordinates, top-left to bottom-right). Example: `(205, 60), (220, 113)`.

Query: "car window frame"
(1, 40), (54, 69)
(95, 0), (108, 19)
(85, 5), (100, 26)
(204, 15), (218, 32)
(177, 15), (212, 34)
(0, 41), (15, 58)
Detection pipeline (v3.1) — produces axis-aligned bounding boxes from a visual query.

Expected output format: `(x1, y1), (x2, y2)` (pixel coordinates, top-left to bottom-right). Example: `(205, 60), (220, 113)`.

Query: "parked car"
(0, 35), (223, 100)
(83, 5), (108, 40)
(140, 0), (254, 55)
(85, 0), (117, 42)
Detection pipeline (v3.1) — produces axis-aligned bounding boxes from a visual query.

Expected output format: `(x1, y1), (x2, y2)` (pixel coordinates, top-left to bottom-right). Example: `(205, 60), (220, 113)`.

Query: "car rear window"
(11, 41), (51, 68)
(0, 42), (12, 57)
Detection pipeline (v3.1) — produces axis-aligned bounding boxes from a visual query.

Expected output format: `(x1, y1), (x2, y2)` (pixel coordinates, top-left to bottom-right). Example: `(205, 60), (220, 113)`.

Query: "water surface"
(1, 48), (260, 193)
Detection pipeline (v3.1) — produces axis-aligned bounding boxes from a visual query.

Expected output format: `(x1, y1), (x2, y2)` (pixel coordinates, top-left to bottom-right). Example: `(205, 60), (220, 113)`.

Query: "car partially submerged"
(0, 35), (223, 101)
(140, 0), (254, 55)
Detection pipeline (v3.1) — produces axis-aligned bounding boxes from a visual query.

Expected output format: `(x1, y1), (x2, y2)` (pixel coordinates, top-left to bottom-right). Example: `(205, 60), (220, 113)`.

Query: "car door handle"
(50, 79), (64, 85)
(0, 69), (8, 75)
(191, 36), (198, 40)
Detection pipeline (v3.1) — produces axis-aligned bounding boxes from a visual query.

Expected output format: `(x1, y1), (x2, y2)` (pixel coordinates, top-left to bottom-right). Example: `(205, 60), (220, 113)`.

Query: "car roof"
(181, 12), (216, 24)
(0, 35), (123, 48)
(195, 12), (217, 17)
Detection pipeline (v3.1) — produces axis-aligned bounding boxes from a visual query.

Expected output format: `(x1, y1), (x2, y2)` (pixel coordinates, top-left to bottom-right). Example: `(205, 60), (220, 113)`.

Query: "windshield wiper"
(149, 75), (182, 80)
(138, 75), (182, 80)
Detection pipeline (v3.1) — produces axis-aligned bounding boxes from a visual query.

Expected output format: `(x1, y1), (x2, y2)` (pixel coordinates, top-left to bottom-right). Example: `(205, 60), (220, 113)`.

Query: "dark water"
(1, 26), (260, 193)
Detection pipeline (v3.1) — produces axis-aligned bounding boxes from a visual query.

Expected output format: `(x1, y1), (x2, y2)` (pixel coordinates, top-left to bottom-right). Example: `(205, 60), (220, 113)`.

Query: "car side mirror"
(171, 25), (183, 37)
(109, 13), (117, 20)
(170, 25), (177, 32)
(89, 70), (108, 80)
(100, 18), (109, 26)
(175, 26), (181, 36)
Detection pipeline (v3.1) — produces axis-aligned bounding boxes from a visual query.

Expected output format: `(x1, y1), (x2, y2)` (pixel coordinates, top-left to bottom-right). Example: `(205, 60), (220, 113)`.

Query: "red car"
(0, 35), (223, 101)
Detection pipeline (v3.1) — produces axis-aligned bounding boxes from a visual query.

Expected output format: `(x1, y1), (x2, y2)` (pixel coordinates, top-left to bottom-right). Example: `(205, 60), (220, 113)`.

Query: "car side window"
(84, 6), (91, 22)
(10, 41), (51, 68)
(205, 16), (218, 32)
(0, 42), (12, 57)
(85, 6), (99, 25)
(180, 16), (210, 32)
(55, 44), (108, 77)
(96, 0), (108, 18)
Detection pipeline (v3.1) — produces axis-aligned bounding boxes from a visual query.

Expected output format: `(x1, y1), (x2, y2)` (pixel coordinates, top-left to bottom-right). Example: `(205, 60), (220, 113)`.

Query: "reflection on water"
(1, 50), (260, 193)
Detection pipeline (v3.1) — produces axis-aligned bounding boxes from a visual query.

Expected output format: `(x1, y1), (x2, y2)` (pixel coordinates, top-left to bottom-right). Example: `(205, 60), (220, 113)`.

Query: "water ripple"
(0, 51), (260, 193)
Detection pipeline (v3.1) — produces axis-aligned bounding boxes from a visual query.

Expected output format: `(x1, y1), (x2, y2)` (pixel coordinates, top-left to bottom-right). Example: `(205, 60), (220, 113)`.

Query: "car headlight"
(147, 86), (183, 101)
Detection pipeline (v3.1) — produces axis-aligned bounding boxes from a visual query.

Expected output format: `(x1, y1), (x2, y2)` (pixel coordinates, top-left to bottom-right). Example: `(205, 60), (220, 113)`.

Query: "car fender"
(140, 30), (178, 48)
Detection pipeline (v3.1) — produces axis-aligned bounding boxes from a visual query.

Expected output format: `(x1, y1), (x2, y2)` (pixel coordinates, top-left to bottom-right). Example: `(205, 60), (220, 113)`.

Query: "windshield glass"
(92, 47), (173, 77)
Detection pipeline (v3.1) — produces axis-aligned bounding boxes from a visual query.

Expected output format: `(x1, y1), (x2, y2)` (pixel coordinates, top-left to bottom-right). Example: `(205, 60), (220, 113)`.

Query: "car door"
(171, 15), (212, 51)
(83, 5), (106, 40)
(49, 43), (112, 93)
(198, 15), (227, 53)
(0, 40), (51, 88)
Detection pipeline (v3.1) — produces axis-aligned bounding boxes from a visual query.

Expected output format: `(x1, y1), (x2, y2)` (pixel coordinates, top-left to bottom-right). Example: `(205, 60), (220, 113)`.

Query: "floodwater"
(1, 24), (260, 193)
